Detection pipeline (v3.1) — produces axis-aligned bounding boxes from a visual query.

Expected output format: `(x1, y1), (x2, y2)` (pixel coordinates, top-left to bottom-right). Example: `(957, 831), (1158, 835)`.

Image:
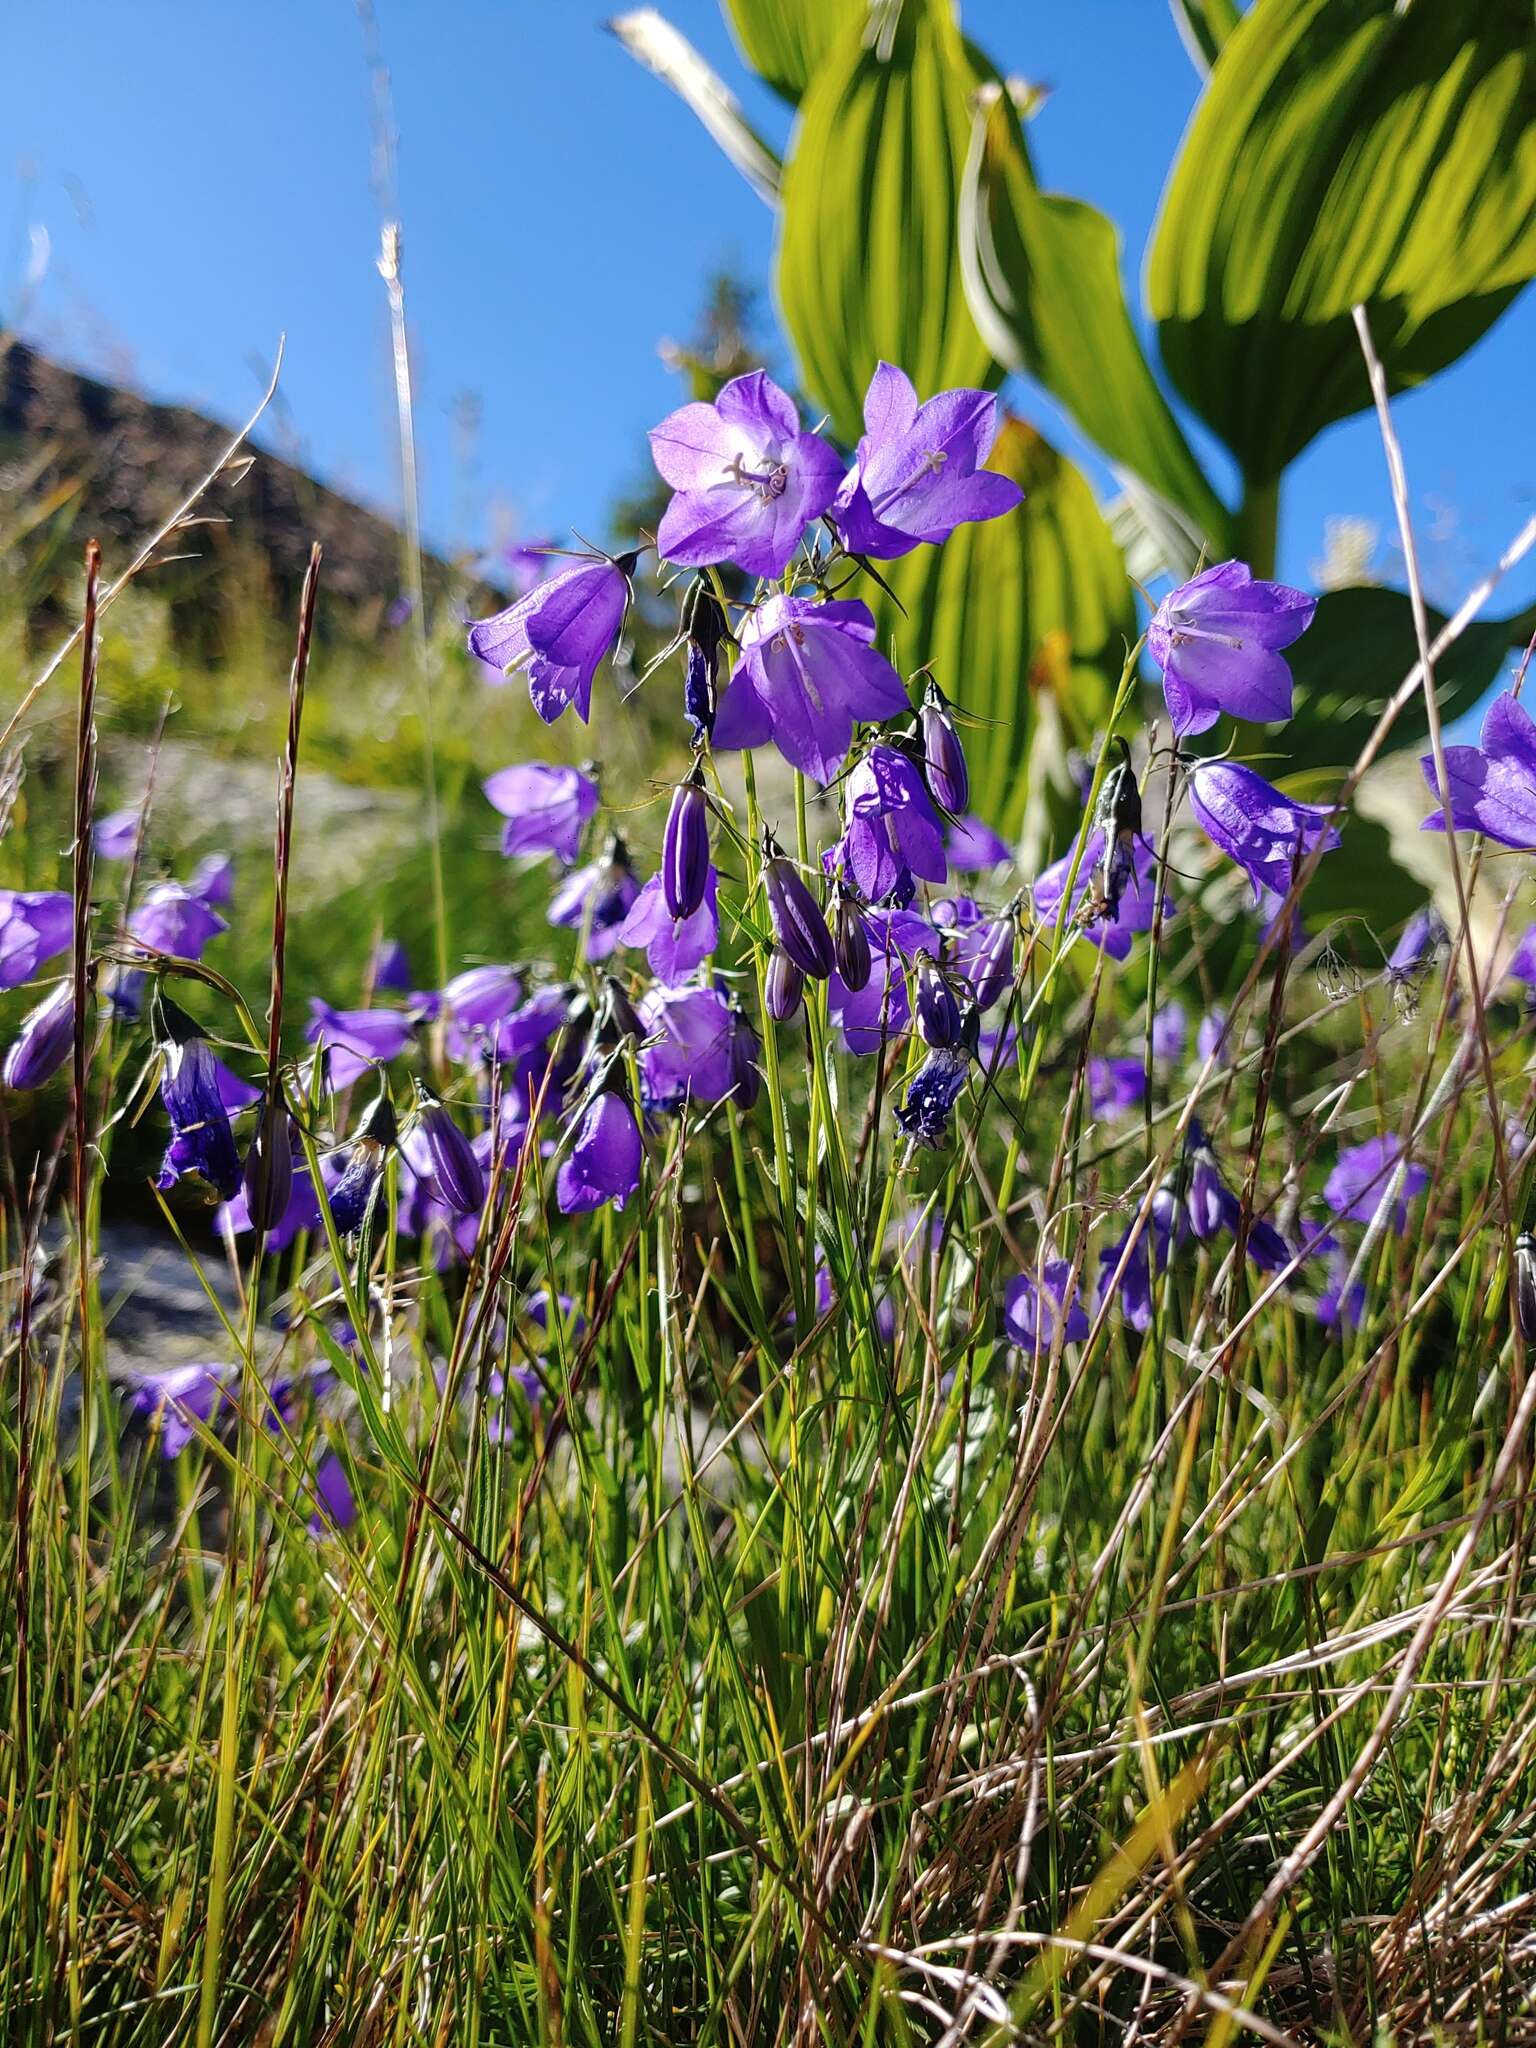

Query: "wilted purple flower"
(763, 843), (834, 979)
(325, 1093), (397, 1235)
(482, 761), (600, 863)
(1088, 1056), (1145, 1119)
(663, 766), (711, 920)
(1151, 1001), (1187, 1064)
(649, 369), (842, 579)
(307, 1451), (358, 1537)
(556, 1086), (642, 1213)
(371, 937), (411, 993)
(1031, 829), (1166, 961)
(1148, 560), (1315, 738)
(123, 1361), (233, 1458)
(1385, 904), (1447, 1012)
(548, 837), (641, 963)
(1186, 760), (1340, 904)
(307, 1000), (414, 1091)
(94, 807), (142, 859)
(829, 908), (938, 1054)
(894, 1041), (972, 1149)
(831, 363), (1022, 559)
(1004, 1260), (1090, 1349)
(713, 595), (909, 784)
(0, 890), (72, 992)
(946, 813), (1011, 873)
(154, 1002), (241, 1200)
(415, 1098), (485, 1217)
(765, 947), (805, 1022)
(467, 552), (636, 724)
(1325, 1134), (1427, 1232)
(638, 983), (738, 1107)
(3, 981), (74, 1090)
(834, 745), (947, 908)
(442, 965), (525, 1061)
(1420, 693), (1536, 848)
(682, 579), (727, 740)
(830, 884), (872, 992)
(618, 869), (719, 980)
(189, 853), (234, 909)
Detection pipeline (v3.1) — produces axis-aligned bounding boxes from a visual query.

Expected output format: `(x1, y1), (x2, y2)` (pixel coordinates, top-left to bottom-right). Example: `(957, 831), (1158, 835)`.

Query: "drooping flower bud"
(763, 835), (834, 980)
(830, 883), (871, 992)
(663, 763), (711, 922)
(765, 947), (805, 1023)
(969, 902), (1017, 1012)
(415, 1095), (485, 1217)
(1517, 1231), (1536, 1344)
(682, 577), (726, 740)
(242, 1093), (295, 1235)
(919, 677), (968, 815)
(914, 951), (962, 1049)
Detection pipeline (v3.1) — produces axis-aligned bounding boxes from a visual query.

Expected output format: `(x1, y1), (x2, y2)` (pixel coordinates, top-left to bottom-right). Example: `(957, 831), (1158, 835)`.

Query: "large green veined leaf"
(1148, 0), (1536, 484)
(776, 0), (997, 446)
(866, 415), (1135, 843)
(719, 0), (867, 103)
(958, 84), (1229, 555)
(608, 10), (781, 204)
(1284, 584), (1522, 772)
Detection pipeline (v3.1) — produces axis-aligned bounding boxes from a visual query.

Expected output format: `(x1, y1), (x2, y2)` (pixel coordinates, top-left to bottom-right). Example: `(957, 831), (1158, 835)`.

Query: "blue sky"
(3, 0), (1532, 616)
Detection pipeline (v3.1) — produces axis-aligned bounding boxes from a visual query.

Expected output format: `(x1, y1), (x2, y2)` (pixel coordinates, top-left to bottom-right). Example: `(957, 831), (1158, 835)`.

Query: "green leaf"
(864, 414), (1135, 843)
(608, 9), (782, 205)
(1285, 584), (1519, 772)
(1168, 0), (1242, 77)
(1148, 0), (1536, 483)
(719, 0), (867, 103)
(776, 0), (997, 445)
(958, 83), (1229, 554)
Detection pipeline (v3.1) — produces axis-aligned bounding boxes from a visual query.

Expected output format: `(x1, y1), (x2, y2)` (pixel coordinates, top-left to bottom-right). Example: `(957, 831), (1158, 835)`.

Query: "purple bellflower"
(1004, 1261), (1091, 1349)
(466, 550), (636, 724)
(1151, 1001), (1187, 1064)
(1099, 1188), (1180, 1333)
(834, 744), (948, 908)
(1385, 904), (1447, 1014)
(1420, 692), (1536, 848)
(831, 364), (1022, 559)
(1182, 1119), (1288, 1269)
(0, 890), (72, 992)
(548, 836), (641, 963)
(638, 983), (739, 1108)
(618, 868), (719, 981)
(649, 369), (842, 579)
(946, 813), (1012, 873)
(415, 1097), (485, 1217)
(307, 1000), (414, 1092)
(307, 1451), (358, 1537)
(154, 999), (241, 1200)
(130, 882), (228, 961)
(189, 853), (234, 909)
(1324, 1134), (1427, 1232)
(1148, 560), (1316, 738)
(325, 1093), (397, 1235)
(482, 761), (600, 863)
(3, 981), (74, 1091)
(123, 1362), (233, 1458)
(94, 807), (142, 859)
(1089, 1057), (1146, 1119)
(441, 965), (525, 1062)
(712, 595), (909, 784)
(371, 937), (411, 993)
(894, 1034), (974, 1150)
(556, 1085), (643, 1214)
(1186, 760), (1339, 904)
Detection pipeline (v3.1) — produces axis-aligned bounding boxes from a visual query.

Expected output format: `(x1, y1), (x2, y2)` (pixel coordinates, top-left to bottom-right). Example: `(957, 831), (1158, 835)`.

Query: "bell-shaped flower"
(1004, 1260), (1091, 1349)
(712, 595), (909, 785)
(154, 1000), (241, 1200)
(466, 550), (635, 724)
(94, 808), (142, 859)
(1030, 828), (1167, 961)
(1420, 692), (1536, 849)
(1089, 1056), (1145, 1119)
(556, 1085), (642, 1214)
(548, 836), (640, 964)
(0, 889), (72, 992)
(482, 761), (599, 863)
(307, 1000), (414, 1092)
(638, 982), (738, 1109)
(894, 1036), (974, 1150)
(441, 965), (525, 1061)
(832, 744), (947, 908)
(831, 364), (1022, 559)
(828, 907), (938, 1055)
(1324, 1134), (1427, 1233)
(1186, 760), (1339, 904)
(649, 369), (842, 579)
(618, 869), (718, 981)
(1148, 560), (1315, 738)
(946, 813), (1012, 873)
(3, 981), (74, 1091)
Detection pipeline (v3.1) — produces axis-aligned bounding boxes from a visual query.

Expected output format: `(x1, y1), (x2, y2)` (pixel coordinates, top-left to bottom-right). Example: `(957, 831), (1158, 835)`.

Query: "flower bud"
(830, 885), (871, 992)
(663, 766), (711, 921)
(2, 981), (75, 1092)
(970, 905), (1017, 1012)
(682, 578), (725, 740)
(920, 678), (969, 815)
(242, 1094), (295, 1234)
(763, 837), (834, 980)
(765, 947), (805, 1023)
(914, 952), (962, 1049)
(416, 1097), (485, 1216)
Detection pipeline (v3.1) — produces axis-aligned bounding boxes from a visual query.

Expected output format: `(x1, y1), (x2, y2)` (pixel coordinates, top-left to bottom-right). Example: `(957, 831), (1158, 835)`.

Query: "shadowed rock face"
(0, 338), (489, 636)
